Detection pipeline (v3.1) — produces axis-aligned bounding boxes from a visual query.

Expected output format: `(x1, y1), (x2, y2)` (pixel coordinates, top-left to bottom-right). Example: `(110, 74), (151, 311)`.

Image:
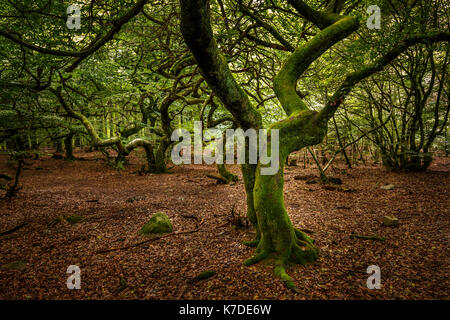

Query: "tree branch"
(0, 0), (148, 72)
(319, 31), (450, 123)
(179, 0), (261, 130)
(273, 15), (359, 115)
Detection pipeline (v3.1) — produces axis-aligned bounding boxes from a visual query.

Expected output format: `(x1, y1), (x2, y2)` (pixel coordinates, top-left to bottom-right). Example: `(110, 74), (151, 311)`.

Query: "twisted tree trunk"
(180, 0), (450, 289)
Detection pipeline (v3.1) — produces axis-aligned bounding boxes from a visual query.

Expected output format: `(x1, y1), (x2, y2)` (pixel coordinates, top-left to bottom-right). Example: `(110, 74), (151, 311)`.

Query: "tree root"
(206, 174), (229, 184)
(274, 263), (296, 291)
(243, 228), (318, 292)
(243, 251), (269, 266)
(243, 239), (259, 247)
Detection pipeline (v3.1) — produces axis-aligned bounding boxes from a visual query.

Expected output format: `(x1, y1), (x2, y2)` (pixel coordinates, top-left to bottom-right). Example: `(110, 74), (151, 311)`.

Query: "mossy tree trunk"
(216, 132), (238, 183)
(180, 0), (450, 288)
(217, 163), (238, 183)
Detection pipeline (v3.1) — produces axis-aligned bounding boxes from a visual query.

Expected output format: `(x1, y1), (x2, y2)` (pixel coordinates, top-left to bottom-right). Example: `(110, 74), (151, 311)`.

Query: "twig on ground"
(0, 222), (28, 237)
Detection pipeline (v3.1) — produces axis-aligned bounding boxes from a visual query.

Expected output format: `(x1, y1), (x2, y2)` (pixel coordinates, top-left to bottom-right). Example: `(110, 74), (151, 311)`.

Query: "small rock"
(380, 184), (395, 190)
(382, 215), (399, 227)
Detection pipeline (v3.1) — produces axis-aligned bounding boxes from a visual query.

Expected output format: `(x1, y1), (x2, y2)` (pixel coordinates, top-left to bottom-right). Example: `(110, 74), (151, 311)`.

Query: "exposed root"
(0, 222), (28, 237)
(290, 241), (318, 264)
(243, 228), (319, 291)
(274, 262), (296, 291)
(243, 239), (259, 247)
(294, 228), (315, 244)
(206, 174), (228, 184)
(243, 251), (269, 266)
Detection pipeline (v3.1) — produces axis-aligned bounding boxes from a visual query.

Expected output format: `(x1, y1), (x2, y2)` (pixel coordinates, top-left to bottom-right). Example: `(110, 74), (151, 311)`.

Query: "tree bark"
(64, 133), (75, 160)
(179, 0), (450, 289)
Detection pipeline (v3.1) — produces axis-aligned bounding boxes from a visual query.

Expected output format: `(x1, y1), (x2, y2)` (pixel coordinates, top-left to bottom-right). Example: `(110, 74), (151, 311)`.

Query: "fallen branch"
(181, 214), (199, 221)
(0, 222), (28, 237)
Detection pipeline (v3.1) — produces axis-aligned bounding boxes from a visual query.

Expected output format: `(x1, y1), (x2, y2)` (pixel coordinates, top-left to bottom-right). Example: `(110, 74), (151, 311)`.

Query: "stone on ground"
(382, 215), (399, 227)
(140, 212), (173, 235)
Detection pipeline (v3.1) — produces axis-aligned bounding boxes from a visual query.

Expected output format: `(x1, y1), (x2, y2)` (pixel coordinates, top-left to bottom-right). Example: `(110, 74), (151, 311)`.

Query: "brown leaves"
(0, 151), (449, 299)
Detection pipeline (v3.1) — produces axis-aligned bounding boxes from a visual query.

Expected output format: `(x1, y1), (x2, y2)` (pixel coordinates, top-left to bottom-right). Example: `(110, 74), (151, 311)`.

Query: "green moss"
(218, 164), (238, 183)
(241, 163), (260, 242)
(1, 261), (26, 270)
(66, 214), (84, 225)
(140, 212), (173, 235)
(246, 109), (324, 281)
(273, 16), (358, 116)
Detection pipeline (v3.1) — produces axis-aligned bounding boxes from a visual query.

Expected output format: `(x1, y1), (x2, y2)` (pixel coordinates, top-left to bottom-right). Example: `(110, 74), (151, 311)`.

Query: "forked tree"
(179, 0), (450, 289)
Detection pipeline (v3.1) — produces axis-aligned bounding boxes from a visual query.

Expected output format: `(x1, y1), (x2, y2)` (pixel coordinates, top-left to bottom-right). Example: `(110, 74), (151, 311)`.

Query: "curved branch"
(0, 0), (147, 71)
(238, 3), (295, 52)
(179, 0), (261, 130)
(51, 87), (120, 147)
(273, 15), (359, 115)
(319, 31), (450, 123)
(287, 0), (343, 29)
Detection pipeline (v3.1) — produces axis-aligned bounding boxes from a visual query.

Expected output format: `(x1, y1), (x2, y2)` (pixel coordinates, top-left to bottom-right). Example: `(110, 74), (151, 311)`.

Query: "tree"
(179, 0), (450, 289)
(355, 46), (449, 171)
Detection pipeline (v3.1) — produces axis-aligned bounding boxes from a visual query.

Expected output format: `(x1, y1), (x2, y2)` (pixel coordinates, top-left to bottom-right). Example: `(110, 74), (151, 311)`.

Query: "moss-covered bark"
(179, 0), (449, 290)
(217, 163), (238, 183)
(152, 141), (169, 173)
(241, 163), (260, 245)
(244, 7), (358, 287)
(247, 111), (326, 287)
(180, 0), (263, 239)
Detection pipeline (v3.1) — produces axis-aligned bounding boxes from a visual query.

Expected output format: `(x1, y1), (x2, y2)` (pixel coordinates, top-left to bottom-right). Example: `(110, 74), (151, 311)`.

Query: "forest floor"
(0, 149), (448, 300)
